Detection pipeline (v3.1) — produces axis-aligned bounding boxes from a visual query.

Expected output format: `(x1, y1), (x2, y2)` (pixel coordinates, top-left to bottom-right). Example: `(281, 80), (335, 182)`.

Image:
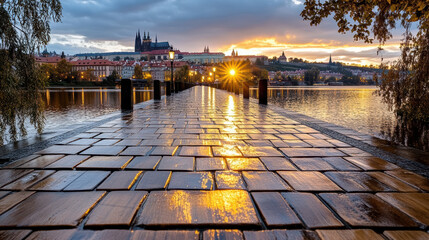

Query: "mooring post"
(243, 81), (249, 99)
(259, 79), (268, 104)
(166, 81), (171, 96)
(234, 82), (240, 95)
(154, 80), (161, 100)
(174, 81), (179, 93)
(121, 78), (133, 111)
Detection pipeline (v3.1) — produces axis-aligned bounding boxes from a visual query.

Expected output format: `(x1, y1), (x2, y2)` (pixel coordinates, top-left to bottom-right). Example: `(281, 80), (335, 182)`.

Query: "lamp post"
(212, 67), (217, 88)
(168, 47), (175, 93)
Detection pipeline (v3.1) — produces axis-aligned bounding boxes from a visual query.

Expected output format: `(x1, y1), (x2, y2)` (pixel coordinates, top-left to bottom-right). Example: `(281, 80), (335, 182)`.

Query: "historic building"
(225, 49), (268, 64)
(134, 30), (170, 52)
(35, 56), (64, 66)
(181, 47), (224, 64)
(278, 51), (287, 63)
(71, 59), (122, 81)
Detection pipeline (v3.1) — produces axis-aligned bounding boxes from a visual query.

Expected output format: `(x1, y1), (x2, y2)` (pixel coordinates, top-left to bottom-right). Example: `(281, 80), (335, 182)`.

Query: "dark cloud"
(48, 0), (403, 63)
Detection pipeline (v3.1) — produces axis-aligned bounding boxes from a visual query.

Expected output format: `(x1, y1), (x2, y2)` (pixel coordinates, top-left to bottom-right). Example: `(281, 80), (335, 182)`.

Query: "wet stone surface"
(0, 86), (428, 236)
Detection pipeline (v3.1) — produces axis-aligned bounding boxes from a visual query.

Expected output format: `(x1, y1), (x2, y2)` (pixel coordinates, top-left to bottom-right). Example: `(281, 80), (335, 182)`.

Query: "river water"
(42, 88), (152, 129)
(250, 86), (396, 140)
(2, 88), (153, 146)
(4, 86), (395, 146)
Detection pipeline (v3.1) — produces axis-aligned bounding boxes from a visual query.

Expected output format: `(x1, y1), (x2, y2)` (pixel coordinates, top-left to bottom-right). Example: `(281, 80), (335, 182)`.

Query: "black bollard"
(166, 81), (171, 96)
(121, 79), (133, 111)
(234, 82), (240, 95)
(154, 80), (161, 100)
(259, 79), (268, 104)
(243, 82), (249, 99)
(174, 82), (179, 93)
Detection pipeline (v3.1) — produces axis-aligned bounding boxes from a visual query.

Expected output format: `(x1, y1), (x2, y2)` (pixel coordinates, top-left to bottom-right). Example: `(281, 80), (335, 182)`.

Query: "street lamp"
(168, 47), (175, 93)
(212, 67), (216, 81)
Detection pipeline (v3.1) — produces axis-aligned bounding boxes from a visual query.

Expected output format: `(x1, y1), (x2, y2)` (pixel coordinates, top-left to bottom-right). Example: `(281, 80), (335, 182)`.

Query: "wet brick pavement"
(0, 86), (428, 240)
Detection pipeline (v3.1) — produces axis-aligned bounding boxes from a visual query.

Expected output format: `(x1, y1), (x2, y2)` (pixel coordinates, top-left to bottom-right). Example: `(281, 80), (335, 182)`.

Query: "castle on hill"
(134, 30), (170, 52)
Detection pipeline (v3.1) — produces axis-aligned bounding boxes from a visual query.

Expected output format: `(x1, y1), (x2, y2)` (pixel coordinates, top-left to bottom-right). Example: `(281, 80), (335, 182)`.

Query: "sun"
(217, 60), (251, 89)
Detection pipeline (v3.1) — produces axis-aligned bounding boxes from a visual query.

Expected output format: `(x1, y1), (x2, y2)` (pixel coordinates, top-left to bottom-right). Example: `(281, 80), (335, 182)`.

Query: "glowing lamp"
(229, 69), (236, 76)
(169, 48), (175, 60)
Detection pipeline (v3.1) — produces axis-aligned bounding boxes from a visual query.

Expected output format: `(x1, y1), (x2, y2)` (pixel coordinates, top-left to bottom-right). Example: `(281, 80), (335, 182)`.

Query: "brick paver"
(0, 86), (428, 239)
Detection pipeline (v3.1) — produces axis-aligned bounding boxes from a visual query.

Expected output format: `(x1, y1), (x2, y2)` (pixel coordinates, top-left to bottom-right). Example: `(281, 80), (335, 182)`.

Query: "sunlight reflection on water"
(251, 86), (396, 139)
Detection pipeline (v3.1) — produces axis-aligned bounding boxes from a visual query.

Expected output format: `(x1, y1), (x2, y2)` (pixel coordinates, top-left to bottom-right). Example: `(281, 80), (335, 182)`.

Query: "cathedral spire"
(231, 49), (235, 57)
(329, 54), (332, 65)
(135, 30), (142, 52)
(144, 31), (146, 40)
(148, 32), (150, 40)
(155, 34), (158, 43)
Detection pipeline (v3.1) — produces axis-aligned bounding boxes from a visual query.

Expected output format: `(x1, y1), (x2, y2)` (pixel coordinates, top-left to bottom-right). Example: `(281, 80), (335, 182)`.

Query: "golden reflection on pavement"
(226, 158), (260, 170)
(213, 144), (242, 157)
(217, 171), (242, 188)
(169, 191), (192, 223)
(160, 190), (258, 225)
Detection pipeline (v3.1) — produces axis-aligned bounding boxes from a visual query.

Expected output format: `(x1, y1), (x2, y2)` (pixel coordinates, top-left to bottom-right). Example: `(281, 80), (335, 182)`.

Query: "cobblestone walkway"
(0, 86), (428, 240)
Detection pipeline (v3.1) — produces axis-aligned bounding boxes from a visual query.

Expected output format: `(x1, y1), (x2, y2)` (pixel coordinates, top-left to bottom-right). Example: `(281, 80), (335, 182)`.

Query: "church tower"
(329, 54), (333, 65)
(279, 51), (287, 62)
(134, 30), (142, 52)
(142, 31), (152, 52)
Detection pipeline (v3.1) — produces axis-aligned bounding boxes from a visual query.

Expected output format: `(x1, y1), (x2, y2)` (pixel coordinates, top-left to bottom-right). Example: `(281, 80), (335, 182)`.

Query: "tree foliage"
(251, 66), (268, 81)
(133, 64), (143, 79)
(103, 70), (119, 85)
(304, 67), (320, 85)
(174, 65), (190, 83)
(83, 68), (96, 81)
(301, 0), (429, 150)
(0, 0), (62, 144)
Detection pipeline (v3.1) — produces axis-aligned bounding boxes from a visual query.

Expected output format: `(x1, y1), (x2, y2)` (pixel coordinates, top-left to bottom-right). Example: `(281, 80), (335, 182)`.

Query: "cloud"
(219, 37), (400, 65)
(49, 34), (133, 53)
(47, 0), (405, 65)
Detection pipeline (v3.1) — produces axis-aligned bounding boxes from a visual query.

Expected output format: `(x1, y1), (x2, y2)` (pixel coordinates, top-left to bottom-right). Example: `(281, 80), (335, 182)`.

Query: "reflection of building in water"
(42, 89), (152, 111)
